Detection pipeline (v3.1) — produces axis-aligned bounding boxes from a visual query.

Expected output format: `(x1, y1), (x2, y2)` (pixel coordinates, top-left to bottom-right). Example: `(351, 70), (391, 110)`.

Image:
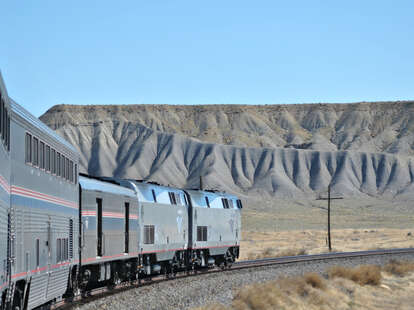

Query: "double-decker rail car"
(119, 180), (189, 276)
(8, 99), (79, 310)
(78, 175), (139, 289)
(185, 190), (242, 268)
(0, 72), (11, 308)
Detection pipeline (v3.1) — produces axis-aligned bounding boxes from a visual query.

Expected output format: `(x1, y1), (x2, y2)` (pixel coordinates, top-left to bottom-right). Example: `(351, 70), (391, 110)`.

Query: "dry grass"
(327, 265), (382, 286)
(246, 247), (307, 260)
(195, 262), (414, 310)
(383, 260), (414, 277)
(240, 228), (414, 260)
(303, 272), (326, 290)
(230, 273), (327, 310)
(242, 197), (414, 232)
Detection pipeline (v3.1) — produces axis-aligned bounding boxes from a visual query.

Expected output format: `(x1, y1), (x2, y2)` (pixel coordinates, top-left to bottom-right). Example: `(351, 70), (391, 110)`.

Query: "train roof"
(185, 189), (240, 209)
(79, 175), (136, 198)
(185, 189), (238, 200)
(129, 180), (185, 192)
(9, 98), (78, 155)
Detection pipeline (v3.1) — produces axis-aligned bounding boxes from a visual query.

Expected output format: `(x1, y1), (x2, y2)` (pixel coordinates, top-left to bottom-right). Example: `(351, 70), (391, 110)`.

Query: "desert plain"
(240, 197), (414, 260)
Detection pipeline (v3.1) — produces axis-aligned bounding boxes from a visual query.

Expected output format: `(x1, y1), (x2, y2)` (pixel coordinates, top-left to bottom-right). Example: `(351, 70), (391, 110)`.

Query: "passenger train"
(0, 71), (242, 310)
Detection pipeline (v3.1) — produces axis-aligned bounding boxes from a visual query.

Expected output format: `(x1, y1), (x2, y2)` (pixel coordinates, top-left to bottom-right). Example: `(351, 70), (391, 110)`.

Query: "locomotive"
(0, 71), (242, 310)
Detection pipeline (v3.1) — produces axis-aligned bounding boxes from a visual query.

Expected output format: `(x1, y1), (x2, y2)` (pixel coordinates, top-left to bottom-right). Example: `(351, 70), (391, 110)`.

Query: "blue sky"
(1, 1), (414, 117)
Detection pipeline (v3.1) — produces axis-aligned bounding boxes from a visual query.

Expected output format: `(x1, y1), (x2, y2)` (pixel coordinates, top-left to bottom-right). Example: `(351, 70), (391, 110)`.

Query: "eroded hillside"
(39, 103), (414, 199)
(41, 101), (414, 155)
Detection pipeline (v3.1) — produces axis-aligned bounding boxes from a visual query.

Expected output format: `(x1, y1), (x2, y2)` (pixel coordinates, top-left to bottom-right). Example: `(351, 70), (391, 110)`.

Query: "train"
(0, 71), (242, 310)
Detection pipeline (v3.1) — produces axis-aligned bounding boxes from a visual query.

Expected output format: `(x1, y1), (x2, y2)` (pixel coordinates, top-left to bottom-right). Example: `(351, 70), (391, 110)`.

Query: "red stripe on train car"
(11, 186), (78, 209)
(192, 244), (238, 250)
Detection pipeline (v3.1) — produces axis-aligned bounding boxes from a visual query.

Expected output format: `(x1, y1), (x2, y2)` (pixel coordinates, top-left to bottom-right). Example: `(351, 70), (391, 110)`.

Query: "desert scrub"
(196, 272), (327, 310)
(327, 265), (381, 286)
(195, 266), (384, 310)
(383, 260), (414, 277)
(247, 248), (307, 260)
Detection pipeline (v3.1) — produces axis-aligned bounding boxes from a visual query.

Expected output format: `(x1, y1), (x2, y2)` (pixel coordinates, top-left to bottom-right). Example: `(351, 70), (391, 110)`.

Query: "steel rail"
(54, 247), (414, 309)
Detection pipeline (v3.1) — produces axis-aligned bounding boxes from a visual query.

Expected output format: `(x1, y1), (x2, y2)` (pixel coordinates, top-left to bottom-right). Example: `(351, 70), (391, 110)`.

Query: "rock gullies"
(47, 118), (414, 199)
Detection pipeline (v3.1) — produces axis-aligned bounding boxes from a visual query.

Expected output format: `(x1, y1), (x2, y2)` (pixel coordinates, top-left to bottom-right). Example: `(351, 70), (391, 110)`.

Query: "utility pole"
(199, 175), (203, 190)
(316, 184), (343, 251)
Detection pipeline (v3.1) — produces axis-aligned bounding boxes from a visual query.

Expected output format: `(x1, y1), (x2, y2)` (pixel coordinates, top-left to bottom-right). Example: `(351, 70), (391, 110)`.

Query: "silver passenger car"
(185, 190), (242, 267)
(9, 99), (79, 310)
(0, 71), (11, 308)
(79, 176), (139, 286)
(119, 181), (189, 275)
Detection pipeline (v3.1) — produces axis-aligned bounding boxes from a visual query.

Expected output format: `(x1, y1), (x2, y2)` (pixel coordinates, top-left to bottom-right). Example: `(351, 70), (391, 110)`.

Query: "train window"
(35, 239), (40, 267)
(56, 153), (61, 176)
(62, 238), (67, 261)
(66, 158), (70, 181)
(63, 238), (66, 261)
(63, 157), (67, 180)
(151, 189), (157, 202)
(3, 106), (7, 147)
(4, 108), (6, 148)
(51, 149), (56, 174)
(1, 103), (5, 142)
(1, 104), (4, 141)
(62, 155), (66, 179)
(2, 105), (5, 146)
(74, 164), (78, 184)
(0, 97), (3, 139)
(46, 145), (50, 172)
(197, 226), (208, 241)
(221, 198), (229, 209)
(169, 192), (177, 205)
(57, 238), (61, 263)
(175, 193), (181, 205)
(25, 133), (32, 163)
(2, 106), (6, 143)
(69, 219), (73, 259)
(236, 199), (243, 209)
(205, 196), (210, 208)
(7, 113), (10, 151)
(228, 199), (234, 209)
(5, 108), (8, 147)
(33, 137), (39, 166)
(69, 160), (73, 182)
(40, 141), (45, 169)
(144, 225), (155, 244)
(62, 156), (66, 179)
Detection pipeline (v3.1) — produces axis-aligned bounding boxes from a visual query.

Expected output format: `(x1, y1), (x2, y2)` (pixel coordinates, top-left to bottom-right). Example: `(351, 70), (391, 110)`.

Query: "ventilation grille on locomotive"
(144, 225), (155, 244)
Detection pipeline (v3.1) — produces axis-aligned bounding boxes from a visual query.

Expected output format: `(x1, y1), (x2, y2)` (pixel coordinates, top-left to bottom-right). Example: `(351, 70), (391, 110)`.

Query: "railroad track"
(55, 247), (414, 309)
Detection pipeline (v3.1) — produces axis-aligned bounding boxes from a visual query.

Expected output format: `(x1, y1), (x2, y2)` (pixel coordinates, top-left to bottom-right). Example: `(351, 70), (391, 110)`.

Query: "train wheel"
(225, 250), (235, 269)
(108, 271), (121, 289)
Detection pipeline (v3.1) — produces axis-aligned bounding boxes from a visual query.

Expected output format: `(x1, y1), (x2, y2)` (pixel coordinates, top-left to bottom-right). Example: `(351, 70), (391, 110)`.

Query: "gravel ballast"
(73, 252), (414, 310)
